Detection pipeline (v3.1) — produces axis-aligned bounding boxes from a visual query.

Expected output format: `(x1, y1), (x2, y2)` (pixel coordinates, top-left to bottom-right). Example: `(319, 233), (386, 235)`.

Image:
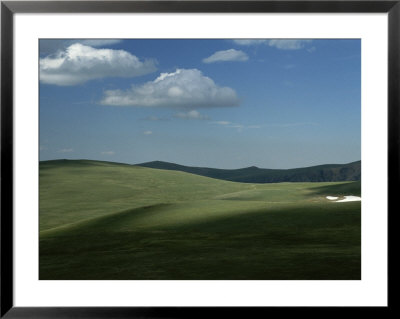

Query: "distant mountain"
(136, 160), (361, 183)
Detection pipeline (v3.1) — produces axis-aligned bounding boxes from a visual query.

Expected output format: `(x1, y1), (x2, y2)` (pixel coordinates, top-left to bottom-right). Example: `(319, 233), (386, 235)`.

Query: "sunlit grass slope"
(40, 160), (361, 280)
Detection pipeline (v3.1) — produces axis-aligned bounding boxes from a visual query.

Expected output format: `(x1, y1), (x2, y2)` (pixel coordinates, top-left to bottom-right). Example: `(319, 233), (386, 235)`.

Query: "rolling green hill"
(40, 159), (361, 280)
(136, 160), (361, 183)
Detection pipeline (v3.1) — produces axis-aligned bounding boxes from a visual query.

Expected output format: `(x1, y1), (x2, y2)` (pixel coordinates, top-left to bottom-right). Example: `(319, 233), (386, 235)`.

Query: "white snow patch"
(335, 196), (361, 202)
(326, 196), (338, 200)
(326, 195), (361, 202)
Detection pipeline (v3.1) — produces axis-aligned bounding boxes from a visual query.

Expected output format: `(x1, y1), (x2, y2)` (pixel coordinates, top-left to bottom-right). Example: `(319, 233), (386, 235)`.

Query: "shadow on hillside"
(306, 181), (361, 197)
(40, 201), (361, 280)
(40, 203), (173, 237)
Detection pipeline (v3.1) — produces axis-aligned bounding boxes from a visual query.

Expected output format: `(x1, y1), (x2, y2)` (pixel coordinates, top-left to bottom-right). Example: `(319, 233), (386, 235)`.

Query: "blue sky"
(39, 39), (360, 169)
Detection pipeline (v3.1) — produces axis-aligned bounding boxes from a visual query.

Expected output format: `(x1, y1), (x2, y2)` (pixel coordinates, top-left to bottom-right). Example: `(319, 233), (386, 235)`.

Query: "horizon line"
(39, 158), (362, 171)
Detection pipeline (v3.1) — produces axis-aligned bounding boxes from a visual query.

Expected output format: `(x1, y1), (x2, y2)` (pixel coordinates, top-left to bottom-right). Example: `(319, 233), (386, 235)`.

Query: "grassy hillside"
(40, 160), (361, 280)
(137, 160), (361, 183)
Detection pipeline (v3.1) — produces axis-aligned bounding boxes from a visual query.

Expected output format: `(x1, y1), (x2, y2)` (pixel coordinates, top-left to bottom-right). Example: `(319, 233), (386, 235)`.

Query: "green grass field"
(39, 160), (361, 280)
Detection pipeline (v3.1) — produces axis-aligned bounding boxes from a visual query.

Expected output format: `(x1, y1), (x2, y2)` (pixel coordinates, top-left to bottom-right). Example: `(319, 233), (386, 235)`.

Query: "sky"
(39, 39), (361, 169)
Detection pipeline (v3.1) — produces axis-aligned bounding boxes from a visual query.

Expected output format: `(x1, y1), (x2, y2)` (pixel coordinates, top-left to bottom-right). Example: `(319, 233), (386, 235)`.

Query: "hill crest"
(136, 160), (361, 183)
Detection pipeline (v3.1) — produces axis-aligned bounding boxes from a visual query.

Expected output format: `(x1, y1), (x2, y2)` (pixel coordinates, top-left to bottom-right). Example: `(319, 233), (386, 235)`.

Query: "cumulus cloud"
(233, 39), (312, 50)
(100, 68), (240, 108)
(174, 110), (210, 120)
(143, 131), (153, 135)
(78, 40), (122, 47)
(202, 49), (248, 63)
(40, 43), (157, 86)
(40, 39), (122, 53)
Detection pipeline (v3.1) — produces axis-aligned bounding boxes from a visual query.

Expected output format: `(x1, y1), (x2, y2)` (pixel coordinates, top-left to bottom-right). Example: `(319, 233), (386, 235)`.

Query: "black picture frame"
(1, 1), (396, 317)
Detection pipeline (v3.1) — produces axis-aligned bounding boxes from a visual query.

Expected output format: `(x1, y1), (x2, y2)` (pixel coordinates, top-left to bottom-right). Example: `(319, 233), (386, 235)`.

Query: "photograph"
(39, 38), (361, 280)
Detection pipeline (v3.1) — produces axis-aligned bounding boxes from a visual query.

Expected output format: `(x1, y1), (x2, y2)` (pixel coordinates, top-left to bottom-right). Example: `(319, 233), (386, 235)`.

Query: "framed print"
(1, 0), (396, 317)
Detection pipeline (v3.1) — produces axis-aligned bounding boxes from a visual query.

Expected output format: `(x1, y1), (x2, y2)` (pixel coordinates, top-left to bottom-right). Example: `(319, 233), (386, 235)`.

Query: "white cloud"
(213, 120), (317, 131)
(101, 151), (115, 155)
(143, 131), (153, 135)
(233, 39), (312, 50)
(40, 39), (123, 56)
(228, 124), (244, 128)
(40, 43), (157, 86)
(57, 148), (73, 153)
(268, 40), (312, 50)
(202, 49), (248, 63)
(212, 121), (261, 132)
(213, 121), (231, 125)
(174, 110), (210, 120)
(78, 40), (122, 47)
(101, 69), (240, 108)
(233, 40), (268, 46)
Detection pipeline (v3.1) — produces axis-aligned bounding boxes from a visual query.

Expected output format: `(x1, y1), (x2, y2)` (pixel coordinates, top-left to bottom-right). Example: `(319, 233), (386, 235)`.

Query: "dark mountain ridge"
(40, 159), (360, 183)
(136, 160), (361, 183)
